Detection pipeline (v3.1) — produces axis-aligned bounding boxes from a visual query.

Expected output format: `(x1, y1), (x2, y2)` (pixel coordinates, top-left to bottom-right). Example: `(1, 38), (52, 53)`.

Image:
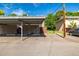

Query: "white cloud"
(12, 8), (26, 16)
(78, 10), (79, 12)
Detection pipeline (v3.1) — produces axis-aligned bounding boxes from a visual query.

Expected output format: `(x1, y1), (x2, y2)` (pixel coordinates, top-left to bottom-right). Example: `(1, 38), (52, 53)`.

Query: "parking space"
(0, 34), (79, 56)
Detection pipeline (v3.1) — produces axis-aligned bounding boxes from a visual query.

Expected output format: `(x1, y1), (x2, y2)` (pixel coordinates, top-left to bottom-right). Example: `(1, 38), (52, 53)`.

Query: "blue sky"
(0, 3), (79, 16)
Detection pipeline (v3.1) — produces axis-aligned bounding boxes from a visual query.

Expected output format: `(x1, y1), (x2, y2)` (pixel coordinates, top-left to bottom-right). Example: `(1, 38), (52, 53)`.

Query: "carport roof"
(0, 16), (46, 24)
(0, 16), (46, 20)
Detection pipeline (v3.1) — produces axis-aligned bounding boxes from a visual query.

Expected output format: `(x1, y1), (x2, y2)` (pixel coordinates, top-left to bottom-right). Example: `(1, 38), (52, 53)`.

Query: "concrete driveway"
(0, 34), (79, 56)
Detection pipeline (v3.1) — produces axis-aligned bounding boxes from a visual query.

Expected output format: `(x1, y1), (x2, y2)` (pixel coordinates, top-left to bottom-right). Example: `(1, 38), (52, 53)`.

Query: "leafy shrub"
(68, 20), (77, 29)
(45, 14), (57, 30)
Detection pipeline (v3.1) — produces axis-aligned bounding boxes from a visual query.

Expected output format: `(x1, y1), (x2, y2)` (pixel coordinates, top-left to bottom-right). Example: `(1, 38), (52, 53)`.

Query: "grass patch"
(56, 31), (64, 35)
(48, 30), (64, 35)
(48, 30), (55, 35)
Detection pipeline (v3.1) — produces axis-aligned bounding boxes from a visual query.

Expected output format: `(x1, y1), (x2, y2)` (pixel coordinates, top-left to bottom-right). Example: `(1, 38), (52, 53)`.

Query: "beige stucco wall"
(56, 18), (79, 31)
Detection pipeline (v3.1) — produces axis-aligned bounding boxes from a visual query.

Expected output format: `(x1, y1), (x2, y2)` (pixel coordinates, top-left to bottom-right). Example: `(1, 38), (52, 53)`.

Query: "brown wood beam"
(62, 3), (66, 38)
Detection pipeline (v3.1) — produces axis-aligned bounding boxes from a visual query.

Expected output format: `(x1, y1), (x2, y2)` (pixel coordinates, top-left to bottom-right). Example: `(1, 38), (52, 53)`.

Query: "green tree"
(55, 10), (64, 20)
(22, 13), (27, 16)
(8, 13), (27, 16)
(75, 12), (79, 16)
(66, 12), (73, 16)
(66, 12), (79, 16)
(0, 10), (5, 16)
(8, 13), (17, 16)
(45, 14), (57, 30)
(55, 10), (64, 17)
(55, 10), (79, 17)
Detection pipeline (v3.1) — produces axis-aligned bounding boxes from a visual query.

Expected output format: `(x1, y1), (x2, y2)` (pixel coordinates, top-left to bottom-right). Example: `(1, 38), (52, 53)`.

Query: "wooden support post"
(21, 22), (23, 40)
(63, 3), (66, 38)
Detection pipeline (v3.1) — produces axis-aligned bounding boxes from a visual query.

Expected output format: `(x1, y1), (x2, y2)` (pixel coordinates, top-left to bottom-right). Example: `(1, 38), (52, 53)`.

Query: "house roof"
(65, 16), (79, 20)
(66, 16), (79, 19)
(57, 16), (79, 23)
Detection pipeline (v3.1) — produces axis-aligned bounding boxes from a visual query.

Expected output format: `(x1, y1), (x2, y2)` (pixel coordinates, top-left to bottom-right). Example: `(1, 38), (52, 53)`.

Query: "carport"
(0, 16), (46, 40)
